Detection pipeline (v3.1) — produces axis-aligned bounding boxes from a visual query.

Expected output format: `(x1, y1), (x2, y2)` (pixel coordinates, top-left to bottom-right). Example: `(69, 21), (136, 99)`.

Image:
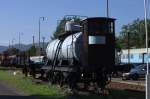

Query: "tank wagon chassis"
(29, 17), (115, 93)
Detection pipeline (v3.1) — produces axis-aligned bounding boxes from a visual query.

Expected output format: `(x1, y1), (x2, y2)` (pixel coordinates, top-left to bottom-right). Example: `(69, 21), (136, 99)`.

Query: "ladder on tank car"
(51, 39), (64, 72)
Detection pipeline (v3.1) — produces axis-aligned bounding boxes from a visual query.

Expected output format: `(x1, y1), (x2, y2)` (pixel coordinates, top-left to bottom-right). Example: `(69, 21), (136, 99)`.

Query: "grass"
(0, 70), (145, 99)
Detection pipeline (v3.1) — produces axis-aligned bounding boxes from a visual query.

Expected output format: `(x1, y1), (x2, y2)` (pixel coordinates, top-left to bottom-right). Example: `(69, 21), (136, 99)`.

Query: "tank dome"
(65, 19), (81, 32)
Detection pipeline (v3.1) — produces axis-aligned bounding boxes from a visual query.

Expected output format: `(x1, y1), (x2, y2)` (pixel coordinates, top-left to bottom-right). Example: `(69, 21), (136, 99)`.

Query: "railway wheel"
(67, 72), (78, 92)
(58, 72), (65, 87)
(96, 72), (108, 93)
(46, 71), (55, 85)
(55, 72), (63, 84)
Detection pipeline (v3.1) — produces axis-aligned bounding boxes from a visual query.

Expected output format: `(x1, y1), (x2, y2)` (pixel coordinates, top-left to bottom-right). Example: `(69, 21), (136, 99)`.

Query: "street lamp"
(39, 17), (47, 55)
(144, 0), (149, 99)
(42, 36), (45, 51)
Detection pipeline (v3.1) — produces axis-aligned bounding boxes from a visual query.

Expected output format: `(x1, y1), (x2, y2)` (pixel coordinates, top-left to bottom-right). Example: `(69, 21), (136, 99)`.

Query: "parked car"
(122, 64), (148, 80)
(113, 63), (141, 77)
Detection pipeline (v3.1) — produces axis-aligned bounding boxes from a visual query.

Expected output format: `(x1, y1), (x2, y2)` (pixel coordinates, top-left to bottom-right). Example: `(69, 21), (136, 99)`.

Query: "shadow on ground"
(32, 90), (145, 99)
(0, 90), (145, 99)
(0, 95), (36, 99)
(0, 95), (102, 99)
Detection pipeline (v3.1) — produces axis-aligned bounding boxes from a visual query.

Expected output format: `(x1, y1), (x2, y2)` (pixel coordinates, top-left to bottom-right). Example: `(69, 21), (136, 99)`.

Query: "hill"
(0, 42), (48, 53)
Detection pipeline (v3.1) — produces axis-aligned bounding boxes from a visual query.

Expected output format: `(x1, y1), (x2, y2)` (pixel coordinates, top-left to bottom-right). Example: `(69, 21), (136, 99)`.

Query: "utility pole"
(144, 0), (150, 99)
(106, 0), (109, 17)
(39, 17), (46, 55)
(19, 33), (20, 50)
(42, 37), (45, 55)
(127, 32), (130, 64)
(32, 35), (35, 46)
(42, 37), (45, 51)
(11, 38), (15, 48)
(8, 40), (10, 49)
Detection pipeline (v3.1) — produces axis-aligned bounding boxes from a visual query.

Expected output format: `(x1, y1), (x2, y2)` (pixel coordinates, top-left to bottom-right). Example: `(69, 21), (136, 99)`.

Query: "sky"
(0, 0), (149, 46)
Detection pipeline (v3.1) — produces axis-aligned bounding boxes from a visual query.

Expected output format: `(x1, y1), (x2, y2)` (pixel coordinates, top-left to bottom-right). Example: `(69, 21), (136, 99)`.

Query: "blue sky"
(0, 0), (149, 45)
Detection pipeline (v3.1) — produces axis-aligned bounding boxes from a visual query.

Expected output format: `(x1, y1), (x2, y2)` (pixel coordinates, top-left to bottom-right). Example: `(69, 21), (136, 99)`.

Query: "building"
(121, 48), (150, 64)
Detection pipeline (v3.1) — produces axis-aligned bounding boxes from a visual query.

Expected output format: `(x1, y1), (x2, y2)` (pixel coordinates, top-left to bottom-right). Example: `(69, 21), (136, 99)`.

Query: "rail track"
(109, 78), (145, 92)
(32, 77), (145, 95)
(0, 67), (145, 93)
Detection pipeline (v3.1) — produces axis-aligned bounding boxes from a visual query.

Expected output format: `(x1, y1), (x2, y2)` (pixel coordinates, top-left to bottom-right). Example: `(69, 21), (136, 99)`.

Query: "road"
(111, 78), (145, 86)
(0, 80), (36, 99)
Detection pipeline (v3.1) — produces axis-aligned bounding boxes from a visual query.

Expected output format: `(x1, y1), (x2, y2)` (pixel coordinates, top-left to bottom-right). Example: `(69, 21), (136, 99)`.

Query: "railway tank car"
(42, 17), (115, 91)
(46, 32), (82, 63)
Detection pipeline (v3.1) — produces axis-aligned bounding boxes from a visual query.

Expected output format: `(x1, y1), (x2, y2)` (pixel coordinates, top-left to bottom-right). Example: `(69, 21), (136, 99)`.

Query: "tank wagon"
(42, 17), (115, 91)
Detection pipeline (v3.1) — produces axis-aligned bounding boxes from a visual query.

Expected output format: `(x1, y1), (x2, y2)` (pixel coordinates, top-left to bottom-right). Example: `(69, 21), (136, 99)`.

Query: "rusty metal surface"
(81, 17), (115, 72)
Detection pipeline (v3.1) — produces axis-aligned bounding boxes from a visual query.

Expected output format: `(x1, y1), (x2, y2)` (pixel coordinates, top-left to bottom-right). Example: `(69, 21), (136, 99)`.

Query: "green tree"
(27, 46), (37, 56)
(52, 17), (81, 39)
(115, 37), (122, 52)
(3, 48), (20, 55)
(117, 18), (150, 49)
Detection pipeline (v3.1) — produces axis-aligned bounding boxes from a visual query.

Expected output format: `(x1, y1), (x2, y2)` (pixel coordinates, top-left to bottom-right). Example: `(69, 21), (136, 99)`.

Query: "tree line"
(116, 18), (150, 50)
